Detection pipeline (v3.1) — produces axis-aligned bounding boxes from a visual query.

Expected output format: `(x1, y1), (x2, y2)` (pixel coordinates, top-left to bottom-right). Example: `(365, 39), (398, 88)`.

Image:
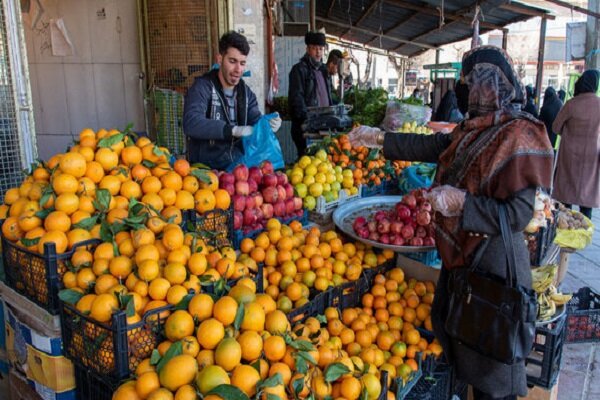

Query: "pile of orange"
(1, 127), (230, 256)
(320, 134), (410, 187)
(238, 219), (394, 313)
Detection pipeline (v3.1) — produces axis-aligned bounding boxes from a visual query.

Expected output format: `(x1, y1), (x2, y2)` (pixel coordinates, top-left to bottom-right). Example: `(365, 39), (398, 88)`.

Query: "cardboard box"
(396, 253), (441, 283)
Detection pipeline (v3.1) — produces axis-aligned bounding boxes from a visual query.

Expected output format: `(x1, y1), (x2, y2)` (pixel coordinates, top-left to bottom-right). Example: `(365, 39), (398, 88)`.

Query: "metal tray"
(332, 196), (436, 253)
(536, 304), (566, 327)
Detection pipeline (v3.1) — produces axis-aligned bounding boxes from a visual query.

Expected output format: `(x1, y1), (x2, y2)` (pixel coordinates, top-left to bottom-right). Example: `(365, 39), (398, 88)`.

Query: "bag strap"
(468, 203), (518, 288)
(499, 203), (518, 288)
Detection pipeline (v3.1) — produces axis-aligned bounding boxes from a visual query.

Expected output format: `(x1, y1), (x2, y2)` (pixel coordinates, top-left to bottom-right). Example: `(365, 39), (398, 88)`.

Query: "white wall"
(232, 0), (266, 112)
(22, 0), (144, 161)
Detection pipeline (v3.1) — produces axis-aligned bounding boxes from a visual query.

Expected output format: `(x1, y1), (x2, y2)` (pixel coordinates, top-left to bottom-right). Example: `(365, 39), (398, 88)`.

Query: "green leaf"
(150, 349), (161, 365)
(142, 160), (156, 169)
(152, 145), (166, 157)
(97, 133), (124, 148)
(156, 340), (183, 373)
(174, 293), (194, 310)
(35, 208), (53, 219)
(191, 163), (211, 169)
(296, 350), (317, 366)
(323, 362), (350, 383)
(257, 373), (283, 390)
(39, 190), (53, 209)
(316, 314), (327, 324)
(289, 339), (314, 352)
(73, 215), (98, 230)
(59, 289), (84, 305)
(233, 302), (245, 331)
(94, 189), (112, 211)
(359, 385), (368, 400)
(100, 220), (113, 243)
(190, 168), (211, 184)
(206, 384), (250, 400)
(266, 395), (283, 400)
(20, 237), (41, 247)
(119, 294), (135, 317)
(292, 376), (305, 397)
(294, 353), (308, 375)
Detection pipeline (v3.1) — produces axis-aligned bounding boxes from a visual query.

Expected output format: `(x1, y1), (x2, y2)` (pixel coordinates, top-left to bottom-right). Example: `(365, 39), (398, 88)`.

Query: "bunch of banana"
(532, 265), (573, 321)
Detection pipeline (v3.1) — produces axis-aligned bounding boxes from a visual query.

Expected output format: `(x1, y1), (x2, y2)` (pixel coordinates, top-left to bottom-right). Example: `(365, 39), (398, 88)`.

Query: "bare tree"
(388, 56), (404, 97)
(359, 51), (374, 89)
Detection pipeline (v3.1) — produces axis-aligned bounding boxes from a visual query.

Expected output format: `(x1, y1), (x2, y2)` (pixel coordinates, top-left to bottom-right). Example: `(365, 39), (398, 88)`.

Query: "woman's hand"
(348, 125), (384, 148)
(426, 185), (466, 217)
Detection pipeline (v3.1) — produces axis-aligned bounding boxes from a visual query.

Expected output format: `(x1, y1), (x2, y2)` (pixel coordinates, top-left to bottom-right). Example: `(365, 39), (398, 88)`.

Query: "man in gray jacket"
(183, 31), (281, 170)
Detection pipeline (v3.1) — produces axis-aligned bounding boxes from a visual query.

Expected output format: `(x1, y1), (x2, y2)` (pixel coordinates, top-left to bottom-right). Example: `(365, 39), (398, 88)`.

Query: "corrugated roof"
(315, 0), (554, 57)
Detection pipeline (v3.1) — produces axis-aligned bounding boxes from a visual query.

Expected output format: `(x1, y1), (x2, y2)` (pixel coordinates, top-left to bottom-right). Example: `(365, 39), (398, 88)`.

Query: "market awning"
(315, 0), (554, 57)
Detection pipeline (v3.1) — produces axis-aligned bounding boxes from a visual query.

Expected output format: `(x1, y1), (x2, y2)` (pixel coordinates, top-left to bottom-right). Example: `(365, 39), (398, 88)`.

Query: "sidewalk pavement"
(557, 212), (600, 400)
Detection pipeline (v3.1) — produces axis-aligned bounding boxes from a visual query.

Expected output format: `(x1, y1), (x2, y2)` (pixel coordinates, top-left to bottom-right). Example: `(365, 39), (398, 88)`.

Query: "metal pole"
(434, 49), (440, 83)
(502, 29), (508, 50)
(535, 17), (547, 113)
(310, 0), (316, 31)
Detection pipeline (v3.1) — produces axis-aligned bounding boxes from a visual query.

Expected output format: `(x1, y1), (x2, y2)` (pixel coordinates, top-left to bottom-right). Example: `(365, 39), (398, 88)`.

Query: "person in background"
(552, 70), (600, 219)
(347, 46), (554, 400)
(454, 80), (470, 116)
(326, 49), (344, 103)
(523, 85), (538, 118)
(288, 31), (332, 157)
(409, 88), (423, 102)
(538, 87), (563, 149)
(558, 89), (566, 102)
(433, 90), (463, 123)
(183, 31), (281, 170)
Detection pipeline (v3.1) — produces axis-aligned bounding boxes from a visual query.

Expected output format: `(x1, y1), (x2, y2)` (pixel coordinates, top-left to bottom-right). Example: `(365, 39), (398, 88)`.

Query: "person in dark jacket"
(454, 80), (470, 116)
(558, 89), (566, 102)
(523, 85), (538, 117)
(539, 86), (563, 148)
(288, 32), (333, 157)
(326, 49), (343, 103)
(347, 46), (554, 400)
(183, 31), (281, 170)
(433, 90), (463, 122)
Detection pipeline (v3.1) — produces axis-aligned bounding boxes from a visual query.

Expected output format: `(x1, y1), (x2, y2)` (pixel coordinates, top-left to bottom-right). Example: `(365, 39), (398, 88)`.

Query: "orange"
(236, 330), (263, 361)
(17, 212), (42, 232)
(196, 318), (225, 350)
(163, 262), (187, 285)
(148, 278), (171, 300)
(161, 171), (183, 191)
(182, 176), (199, 194)
(214, 337), (242, 371)
(161, 206), (182, 224)
(263, 335), (286, 362)
(231, 364), (261, 397)
(341, 376), (362, 400)
(187, 253), (208, 275)
(165, 310), (195, 341)
(66, 228), (91, 249)
(95, 148), (119, 171)
(174, 385), (196, 400)
(158, 354), (198, 392)
(121, 146), (143, 166)
(136, 371), (161, 399)
(213, 189), (230, 210)
(98, 175), (121, 195)
(90, 293), (118, 322)
(109, 255), (133, 279)
(173, 159), (190, 177)
(84, 161), (105, 183)
(404, 329), (421, 346)
(52, 174), (78, 195)
(194, 189), (216, 213)
(54, 193), (79, 215)
(175, 190), (195, 210)
(265, 310), (290, 334)
(135, 244), (160, 264)
(241, 302), (265, 332)
(212, 296), (238, 326)
(162, 227), (184, 251)
(198, 171), (219, 191)
(59, 152), (87, 177)
(120, 180), (142, 199)
(131, 164), (150, 182)
(37, 230), (68, 254)
(142, 176), (162, 194)
(195, 365), (230, 395)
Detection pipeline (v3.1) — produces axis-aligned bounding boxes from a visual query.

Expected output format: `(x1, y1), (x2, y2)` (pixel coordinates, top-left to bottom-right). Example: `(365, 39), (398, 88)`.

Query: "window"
(388, 78), (398, 94)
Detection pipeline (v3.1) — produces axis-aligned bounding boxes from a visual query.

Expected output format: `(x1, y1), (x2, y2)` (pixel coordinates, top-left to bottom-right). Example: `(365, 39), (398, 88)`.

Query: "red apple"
(243, 209), (257, 226)
(247, 179), (258, 194)
(252, 193), (264, 207)
(273, 200), (286, 217)
(233, 164), (249, 182)
(277, 185), (287, 201)
(232, 194), (246, 212)
(260, 203), (274, 219)
(261, 160), (274, 175)
(245, 195), (256, 210)
(275, 171), (288, 185)
(220, 182), (235, 197)
(219, 172), (235, 186)
(283, 183), (294, 199)
(285, 198), (296, 215)
(262, 174), (278, 188)
(233, 211), (243, 229)
(262, 186), (279, 203)
(293, 197), (303, 210)
(235, 181), (250, 196)
(248, 166), (263, 185)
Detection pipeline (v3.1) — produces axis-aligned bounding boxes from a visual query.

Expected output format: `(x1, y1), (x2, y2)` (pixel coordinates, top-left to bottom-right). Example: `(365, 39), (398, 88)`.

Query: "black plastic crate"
(74, 364), (120, 400)
(405, 357), (453, 400)
(232, 210), (309, 249)
(360, 182), (385, 198)
(60, 300), (172, 381)
(525, 312), (567, 389)
(339, 275), (370, 310)
(1, 236), (100, 315)
(392, 356), (423, 399)
(183, 206), (233, 248)
(287, 286), (341, 324)
(566, 287), (600, 343)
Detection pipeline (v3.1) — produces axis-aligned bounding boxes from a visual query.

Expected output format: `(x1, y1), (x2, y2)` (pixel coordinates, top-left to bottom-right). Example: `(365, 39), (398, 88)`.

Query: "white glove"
(269, 113), (282, 132)
(232, 125), (253, 137)
(425, 185), (466, 217)
(348, 125), (383, 148)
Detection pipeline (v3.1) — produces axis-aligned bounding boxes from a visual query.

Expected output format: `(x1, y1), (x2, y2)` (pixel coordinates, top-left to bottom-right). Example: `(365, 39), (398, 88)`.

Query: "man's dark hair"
(326, 50), (343, 66)
(219, 31), (250, 56)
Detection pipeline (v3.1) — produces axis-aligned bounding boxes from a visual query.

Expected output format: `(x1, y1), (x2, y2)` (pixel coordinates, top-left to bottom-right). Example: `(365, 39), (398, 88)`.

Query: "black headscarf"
(574, 70), (600, 96)
(523, 85), (538, 118)
(434, 90), (462, 122)
(454, 81), (470, 115)
(539, 87), (563, 147)
(557, 89), (566, 102)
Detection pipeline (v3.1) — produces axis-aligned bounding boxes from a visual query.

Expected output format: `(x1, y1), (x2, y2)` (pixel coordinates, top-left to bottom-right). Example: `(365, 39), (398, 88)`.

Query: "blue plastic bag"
(237, 113), (284, 170)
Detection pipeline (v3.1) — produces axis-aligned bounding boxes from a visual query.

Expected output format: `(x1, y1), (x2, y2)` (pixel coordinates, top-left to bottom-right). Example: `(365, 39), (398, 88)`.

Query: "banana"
(551, 293), (572, 305)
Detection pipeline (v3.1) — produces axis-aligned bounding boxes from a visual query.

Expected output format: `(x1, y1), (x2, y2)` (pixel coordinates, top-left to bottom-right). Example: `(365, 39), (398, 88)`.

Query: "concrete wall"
(22, 0), (144, 160)
(232, 0), (266, 112)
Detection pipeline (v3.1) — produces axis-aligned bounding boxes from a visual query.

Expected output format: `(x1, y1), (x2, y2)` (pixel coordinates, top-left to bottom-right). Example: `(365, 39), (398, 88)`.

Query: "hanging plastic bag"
(236, 113), (284, 170)
(554, 212), (594, 250)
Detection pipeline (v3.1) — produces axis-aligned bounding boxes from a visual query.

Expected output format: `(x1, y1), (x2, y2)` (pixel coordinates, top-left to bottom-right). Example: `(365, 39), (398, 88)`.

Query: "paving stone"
(560, 343), (592, 372)
(557, 369), (586, 400)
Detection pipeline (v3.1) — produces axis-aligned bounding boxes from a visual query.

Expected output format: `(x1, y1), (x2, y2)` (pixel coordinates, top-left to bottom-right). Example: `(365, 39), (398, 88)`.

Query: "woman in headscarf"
(434, 90), (464, 122)
(348, 46), (554, 399)
(558, 89), (566, 102)
(523, 85), (539, 118)
(552, 69), (600, 219)
(539, 86), (563, 148)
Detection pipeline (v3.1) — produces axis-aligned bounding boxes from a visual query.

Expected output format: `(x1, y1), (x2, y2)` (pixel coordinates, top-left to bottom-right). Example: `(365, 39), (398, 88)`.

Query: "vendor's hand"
(425, 185), (466, 217)
(348, 125), (383, 148)
(232, 125), (253, 137)
(269, 113), (282, 132)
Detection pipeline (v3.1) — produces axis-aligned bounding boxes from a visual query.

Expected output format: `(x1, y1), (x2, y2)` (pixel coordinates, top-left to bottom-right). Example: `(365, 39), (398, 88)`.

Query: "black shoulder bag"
(444, 204), (537, 365)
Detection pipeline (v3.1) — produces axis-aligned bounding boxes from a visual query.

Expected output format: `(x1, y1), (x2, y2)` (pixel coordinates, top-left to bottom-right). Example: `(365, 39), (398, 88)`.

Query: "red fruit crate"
(1, 236), (100, 315)
(566, 287), (600, 343)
